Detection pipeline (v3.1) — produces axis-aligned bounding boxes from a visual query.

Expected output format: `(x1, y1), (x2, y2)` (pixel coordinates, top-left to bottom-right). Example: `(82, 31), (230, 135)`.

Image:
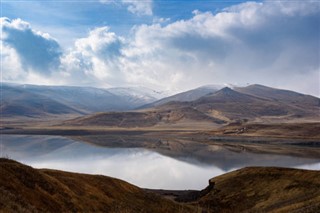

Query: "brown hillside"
(197, 167), (320, 212)
(0, 158), (192, 213)
(235, 84), (320, 107)
(65, 107), (225, 127)
(193, 87), (317, 120)
(1, 159), (319, 213)
(63, 86), (320, 128)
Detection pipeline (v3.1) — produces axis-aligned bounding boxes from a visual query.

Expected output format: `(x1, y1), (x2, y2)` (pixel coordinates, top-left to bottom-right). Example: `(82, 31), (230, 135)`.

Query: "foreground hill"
(65, 85), (320, 128)
(0, 158), (191, 213)
(1, 159), (319, 213)
(197, 167), (320, 212)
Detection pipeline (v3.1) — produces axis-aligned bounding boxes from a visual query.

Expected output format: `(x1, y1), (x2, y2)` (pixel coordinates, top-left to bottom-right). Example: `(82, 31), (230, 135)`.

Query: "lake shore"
(1, 123), (320, 160)
(1, 158), (319, 213)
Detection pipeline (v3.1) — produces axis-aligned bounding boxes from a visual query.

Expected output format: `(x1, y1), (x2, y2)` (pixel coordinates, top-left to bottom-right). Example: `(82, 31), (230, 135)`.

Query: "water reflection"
(1, 135), (319, 190)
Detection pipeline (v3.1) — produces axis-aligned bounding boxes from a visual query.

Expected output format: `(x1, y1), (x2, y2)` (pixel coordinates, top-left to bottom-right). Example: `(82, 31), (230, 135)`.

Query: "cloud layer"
(100, 0), (152, 16)
(1, 1), (320, 95)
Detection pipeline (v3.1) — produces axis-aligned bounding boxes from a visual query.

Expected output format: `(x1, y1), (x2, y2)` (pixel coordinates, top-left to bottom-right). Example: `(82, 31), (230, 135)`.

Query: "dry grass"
(0, 158), (194, 213)
(1, 159), (319, 213)
(197, 167), (320, 213)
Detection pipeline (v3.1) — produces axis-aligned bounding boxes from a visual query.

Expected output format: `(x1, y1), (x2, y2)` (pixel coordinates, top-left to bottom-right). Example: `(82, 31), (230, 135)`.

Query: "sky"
(1, 0), (319, 96)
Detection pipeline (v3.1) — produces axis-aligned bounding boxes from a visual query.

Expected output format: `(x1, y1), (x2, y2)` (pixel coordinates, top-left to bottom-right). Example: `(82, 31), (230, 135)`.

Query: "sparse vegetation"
(1, 159), (319, 213)
(0, 158), (194, 213)
(1, 85), (319, 212)
(197, 167), (320, 212)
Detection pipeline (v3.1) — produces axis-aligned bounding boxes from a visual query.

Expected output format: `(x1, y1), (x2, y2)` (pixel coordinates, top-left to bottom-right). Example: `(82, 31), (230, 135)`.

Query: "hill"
(1, 84), (84, 118)
(0, 83), (165, 119)
(1, 159), (319, 212)
(191, 86), (318, 121)
(65, 85), (320, 128)
(196, 167), (320, 212)
(3, 83), (319, 126)
(0, 158), (192, 213)
(141, 85), (222, 108)
(235, 84), (320, 106)
(107, 86), (167, 107)
(64, 107), (225, 128)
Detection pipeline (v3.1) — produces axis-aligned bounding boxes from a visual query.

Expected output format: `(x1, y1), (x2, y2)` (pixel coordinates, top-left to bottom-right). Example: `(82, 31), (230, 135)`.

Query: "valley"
(2, 1), (319, 212)
(2, 84), (319, 160)
(1, 83), (319, 212)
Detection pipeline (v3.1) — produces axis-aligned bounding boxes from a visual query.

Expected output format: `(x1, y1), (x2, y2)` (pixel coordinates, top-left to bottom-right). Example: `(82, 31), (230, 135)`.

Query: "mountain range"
(65, 84), (320, 127)
(0, 83), (167, 118)
(1, 83), (319, 126)
(140, 85), (223, 108)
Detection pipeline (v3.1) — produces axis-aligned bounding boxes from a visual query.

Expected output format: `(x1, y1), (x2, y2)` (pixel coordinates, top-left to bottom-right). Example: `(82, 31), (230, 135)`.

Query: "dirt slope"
(63, 86), (320, 128)
(2, 159), (320, 213)
(0, 158), (192, 213)
(197, 167), (320, 213)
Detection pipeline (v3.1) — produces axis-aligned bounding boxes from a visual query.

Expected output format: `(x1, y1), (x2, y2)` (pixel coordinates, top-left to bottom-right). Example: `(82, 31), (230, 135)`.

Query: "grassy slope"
(197, 167), (320, 213)
(1, 159), (319, 213)
(0, 158), (192, 213)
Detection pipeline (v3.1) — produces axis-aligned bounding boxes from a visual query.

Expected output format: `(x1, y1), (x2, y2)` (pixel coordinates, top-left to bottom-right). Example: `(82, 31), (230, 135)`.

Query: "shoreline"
(1, 158), (320, 212)
(2, 126), (320, 160)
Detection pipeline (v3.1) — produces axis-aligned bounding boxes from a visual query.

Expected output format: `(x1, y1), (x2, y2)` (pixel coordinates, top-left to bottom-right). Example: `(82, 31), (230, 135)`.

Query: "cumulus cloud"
(1, 17), (62, 76)
(100, 0), (152, 16)
(60, 26), (125, 87)
(119, 0), (320, 94)
(2, 1), (320, 96)
(1, 42), (25, 81)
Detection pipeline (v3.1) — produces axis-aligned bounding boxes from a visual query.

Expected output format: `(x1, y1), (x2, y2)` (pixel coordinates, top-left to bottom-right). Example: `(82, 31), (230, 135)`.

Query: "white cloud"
(122, 0), (152, 16)
(100, 0), (152, 16)
(1, 17), (62, 76)
(1, 42), (25, 81)
(153, 17), (170, 24)
(60, 26), (125, 87)
(1, 1), (320, 96)
(117, 0), (320, 94)
(99, 0), (114, 3)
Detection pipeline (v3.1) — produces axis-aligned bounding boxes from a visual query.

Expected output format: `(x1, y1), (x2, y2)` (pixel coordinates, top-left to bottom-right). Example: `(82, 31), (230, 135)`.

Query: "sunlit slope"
(65, 85), (320, 127)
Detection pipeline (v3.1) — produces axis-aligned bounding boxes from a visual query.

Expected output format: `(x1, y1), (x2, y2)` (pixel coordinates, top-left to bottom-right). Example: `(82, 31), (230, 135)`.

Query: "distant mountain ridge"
(65, 85), (320, 127)
(140, 85), (223, 109)
(1, 84), (84, 117)
(234, 84), (320, 106)
(0, 83), (166, 118)
(2, 83), (319, 124)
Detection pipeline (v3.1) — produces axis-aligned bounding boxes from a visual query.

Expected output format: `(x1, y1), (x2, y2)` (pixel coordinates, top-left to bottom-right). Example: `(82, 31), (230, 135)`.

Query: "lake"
(1, 135), (319, 190)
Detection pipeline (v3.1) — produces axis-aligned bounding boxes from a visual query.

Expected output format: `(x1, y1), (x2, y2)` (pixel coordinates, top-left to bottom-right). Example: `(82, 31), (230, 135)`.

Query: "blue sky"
(1, 0), (319, 96)
(2, 0), (254, 46)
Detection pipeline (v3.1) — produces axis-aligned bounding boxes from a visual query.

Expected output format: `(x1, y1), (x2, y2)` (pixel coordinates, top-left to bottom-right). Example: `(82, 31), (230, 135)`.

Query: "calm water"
(1, 135), (319, 190)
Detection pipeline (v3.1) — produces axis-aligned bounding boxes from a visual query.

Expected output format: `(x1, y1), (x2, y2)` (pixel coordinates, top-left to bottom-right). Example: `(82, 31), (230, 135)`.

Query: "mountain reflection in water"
(1, 135), (319, 190)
